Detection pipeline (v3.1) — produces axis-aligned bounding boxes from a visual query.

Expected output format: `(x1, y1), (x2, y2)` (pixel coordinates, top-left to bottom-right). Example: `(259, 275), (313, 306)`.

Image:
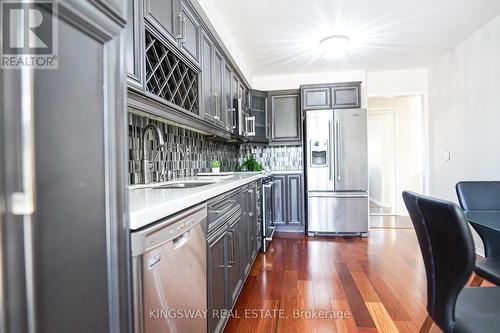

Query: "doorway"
(367, 96), (425, 228)
(368, 109), (397, 215)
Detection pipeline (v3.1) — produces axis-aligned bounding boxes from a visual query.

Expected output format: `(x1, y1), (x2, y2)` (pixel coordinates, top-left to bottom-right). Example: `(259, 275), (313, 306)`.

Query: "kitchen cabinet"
(301, 82), (361, 110)
(207, 181), (260, 333)
(303, 87), (331, 110)
(287, 174), (304, 227)
(332, 85), (360, 109)
(223, 64), (236, 132)
(201, 31), (214, 122)
(201, 30), (225, 127)
(178, 0), (200, 65)
(145, 0), (200, 66)
(272, 175), (287, 226)
(268, 90), (302, 145)
(144, 0), (180, 46)
(213, 47), (225, 126)
(1, 2), (130, 332)
(126, 0), (145, 90)
(249, 90), (269, 143)
(273, 174), (305, 231)
(207, 223), (227, 333)
(228, 214), (243, 307)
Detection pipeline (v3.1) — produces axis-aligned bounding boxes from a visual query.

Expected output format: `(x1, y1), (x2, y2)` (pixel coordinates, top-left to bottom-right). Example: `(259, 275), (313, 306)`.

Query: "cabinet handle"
(176, 13), (183, 40)
(12, 67), (35, 215)
(229, 229), (236, 265)
(328, 119), (334, 182)
(181, 16), (187, 43)
(335, 119), (341, 181)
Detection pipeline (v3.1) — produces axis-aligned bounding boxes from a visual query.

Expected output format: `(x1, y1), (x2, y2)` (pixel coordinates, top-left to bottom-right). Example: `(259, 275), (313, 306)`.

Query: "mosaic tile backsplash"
(128, 113), (304, 184)
(128, 113), (240, 184)
(239, 145), (303, 171)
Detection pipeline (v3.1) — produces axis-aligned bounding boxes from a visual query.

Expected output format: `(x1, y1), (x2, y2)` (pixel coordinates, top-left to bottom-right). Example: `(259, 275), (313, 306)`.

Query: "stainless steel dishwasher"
(131, 203), (207, 333)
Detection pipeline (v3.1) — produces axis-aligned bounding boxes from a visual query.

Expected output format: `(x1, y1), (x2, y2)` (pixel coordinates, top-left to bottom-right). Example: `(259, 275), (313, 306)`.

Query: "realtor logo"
(1, 0), (58, 68)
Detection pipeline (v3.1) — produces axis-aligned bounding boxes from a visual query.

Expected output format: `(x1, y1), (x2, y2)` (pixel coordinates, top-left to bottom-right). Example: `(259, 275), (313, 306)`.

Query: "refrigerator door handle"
(335, 119), (341, 182)
(328, 119), (334, 181)
(12, 67), (36, 216)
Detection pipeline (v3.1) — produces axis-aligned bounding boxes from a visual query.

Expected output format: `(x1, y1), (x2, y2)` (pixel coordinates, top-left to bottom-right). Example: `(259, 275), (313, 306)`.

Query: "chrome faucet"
(142, 123), (165, 184)
(163, 145), (188, 181)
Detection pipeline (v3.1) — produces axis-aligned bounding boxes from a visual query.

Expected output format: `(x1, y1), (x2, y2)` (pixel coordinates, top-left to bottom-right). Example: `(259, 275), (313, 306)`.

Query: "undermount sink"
(153, 181), (216, 189)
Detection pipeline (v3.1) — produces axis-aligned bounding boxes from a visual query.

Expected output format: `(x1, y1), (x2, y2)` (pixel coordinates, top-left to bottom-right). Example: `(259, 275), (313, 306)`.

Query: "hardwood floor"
(224, 229), (443, 333)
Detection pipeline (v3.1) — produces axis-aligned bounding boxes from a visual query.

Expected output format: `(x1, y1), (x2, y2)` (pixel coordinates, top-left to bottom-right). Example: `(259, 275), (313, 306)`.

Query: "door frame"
(367, 108), (398, 216)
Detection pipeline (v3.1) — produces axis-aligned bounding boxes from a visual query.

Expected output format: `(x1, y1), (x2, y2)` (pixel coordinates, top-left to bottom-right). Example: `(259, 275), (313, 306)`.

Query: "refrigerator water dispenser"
(310, 140), (328, 166)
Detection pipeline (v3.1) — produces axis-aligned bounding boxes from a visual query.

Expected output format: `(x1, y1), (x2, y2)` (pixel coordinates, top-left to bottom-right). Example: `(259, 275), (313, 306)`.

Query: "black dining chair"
(456, 181), (500, 286)
(402, 191), (500, 333)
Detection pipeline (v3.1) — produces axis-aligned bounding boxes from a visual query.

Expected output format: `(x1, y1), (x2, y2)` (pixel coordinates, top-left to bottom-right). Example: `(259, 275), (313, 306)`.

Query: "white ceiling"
(212, 0), (500, 76)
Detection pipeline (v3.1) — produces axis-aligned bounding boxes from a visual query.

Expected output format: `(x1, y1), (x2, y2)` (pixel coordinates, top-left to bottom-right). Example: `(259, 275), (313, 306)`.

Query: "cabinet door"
(246, 187), (257, 263)
(179, 1), (200, 65)
(249, 90), (268, 143)
(201, 31), (214, 121)
(223, 64), (235, 132)
(232, 73), (239, 99)
(208, 230), (227, 333)
(145, 0), (179, 45)
(239, 205), (250, 278)
(287, 175), (304, 227)
(303, 87), (331, 110)
(332, 85), (360, 109)
(228, 218), (243, 307)
(272, 175), (287, 226)
(270, 91), (301, 144)
(126, 0), (144, 89)
(213, 48), (224, 126)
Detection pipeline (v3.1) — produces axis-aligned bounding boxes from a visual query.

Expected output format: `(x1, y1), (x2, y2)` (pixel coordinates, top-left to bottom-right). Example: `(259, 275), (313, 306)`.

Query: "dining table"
(465, 211), (500, 257)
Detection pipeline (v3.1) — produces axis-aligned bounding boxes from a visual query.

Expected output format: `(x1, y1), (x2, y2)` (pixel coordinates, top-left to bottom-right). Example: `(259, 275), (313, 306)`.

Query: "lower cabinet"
(227, 213), (243, 307)
(207, 222), (227, 333)
(272, 173), (305, 231)
(207, 180), (261, 333)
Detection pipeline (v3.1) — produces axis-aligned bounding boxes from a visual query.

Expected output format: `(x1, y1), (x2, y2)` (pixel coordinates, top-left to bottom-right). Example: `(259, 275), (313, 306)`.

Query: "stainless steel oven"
(261, 175), (275, 252)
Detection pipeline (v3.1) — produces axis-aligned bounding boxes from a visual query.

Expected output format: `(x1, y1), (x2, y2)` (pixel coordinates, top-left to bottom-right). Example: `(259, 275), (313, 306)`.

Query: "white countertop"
(128, 172), (265, 230)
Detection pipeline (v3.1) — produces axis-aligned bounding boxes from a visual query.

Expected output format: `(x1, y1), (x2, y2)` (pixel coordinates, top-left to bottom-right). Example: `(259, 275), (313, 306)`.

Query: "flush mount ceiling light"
(320, 35), (349, 59)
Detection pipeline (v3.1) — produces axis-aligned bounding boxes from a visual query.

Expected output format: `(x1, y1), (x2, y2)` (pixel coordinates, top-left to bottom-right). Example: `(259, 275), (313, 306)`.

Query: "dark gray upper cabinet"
(213, 48), (224, 126)
(332, 85), (360, 109)
(269, 90), (302, 145)
(303, 87), (331, 110)
(144, 0), (179, 45)
(178, 0), (200, 65)
(301, 82), (361, 110)
(201, 31), (214, 122)
(126, 0), (145, 90)
(223, 64), (236, 132)
(248, 90), (268, 143)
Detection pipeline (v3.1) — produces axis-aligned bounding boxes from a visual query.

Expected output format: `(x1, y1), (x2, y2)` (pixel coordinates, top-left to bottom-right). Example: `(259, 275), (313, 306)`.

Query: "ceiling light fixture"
(320, 35), (349, 59)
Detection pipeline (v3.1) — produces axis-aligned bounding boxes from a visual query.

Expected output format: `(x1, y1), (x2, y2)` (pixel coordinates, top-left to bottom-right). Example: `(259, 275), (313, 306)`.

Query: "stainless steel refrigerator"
(306, 109), (368, 235)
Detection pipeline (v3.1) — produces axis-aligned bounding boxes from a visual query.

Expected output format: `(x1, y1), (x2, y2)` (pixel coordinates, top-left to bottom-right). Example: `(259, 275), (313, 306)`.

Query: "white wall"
(366, 69), (428, 97)
(429, 14), (500, 201)
(429, 14), (500, 255)
(193, 0), (253, 84)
